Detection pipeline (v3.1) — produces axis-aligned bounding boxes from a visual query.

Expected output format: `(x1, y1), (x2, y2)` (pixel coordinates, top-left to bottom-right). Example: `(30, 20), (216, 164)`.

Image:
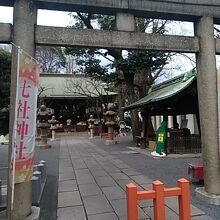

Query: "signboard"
(10, 48), (40, 184)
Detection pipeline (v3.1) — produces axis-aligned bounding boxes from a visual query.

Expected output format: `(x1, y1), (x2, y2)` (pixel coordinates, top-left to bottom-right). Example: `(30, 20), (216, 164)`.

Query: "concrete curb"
(196, 187), (220, 206)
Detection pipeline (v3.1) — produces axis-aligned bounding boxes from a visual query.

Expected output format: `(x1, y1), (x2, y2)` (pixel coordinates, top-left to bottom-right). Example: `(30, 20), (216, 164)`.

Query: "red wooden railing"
(126, 178), (191, 220)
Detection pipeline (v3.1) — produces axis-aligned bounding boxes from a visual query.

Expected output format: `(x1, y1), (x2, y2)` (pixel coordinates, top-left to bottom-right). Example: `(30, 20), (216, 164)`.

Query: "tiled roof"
(124, 69), (197, 110)
(39, 74), (117, 98)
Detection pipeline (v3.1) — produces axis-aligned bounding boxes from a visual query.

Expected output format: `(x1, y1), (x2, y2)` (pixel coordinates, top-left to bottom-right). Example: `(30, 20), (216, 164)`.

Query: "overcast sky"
(0, 6), (72, 26)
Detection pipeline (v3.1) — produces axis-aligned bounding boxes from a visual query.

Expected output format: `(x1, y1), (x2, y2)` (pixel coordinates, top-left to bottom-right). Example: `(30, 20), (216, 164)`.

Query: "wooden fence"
(126, 178), (191, 220)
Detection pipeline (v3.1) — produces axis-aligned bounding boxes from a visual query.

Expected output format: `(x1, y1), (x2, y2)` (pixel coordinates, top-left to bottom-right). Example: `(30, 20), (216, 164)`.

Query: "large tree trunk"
(134, 69), (152, 98)
(126, 79), (141, 141)
(130, 109), (141, 141)
(116, 83), (125, 120)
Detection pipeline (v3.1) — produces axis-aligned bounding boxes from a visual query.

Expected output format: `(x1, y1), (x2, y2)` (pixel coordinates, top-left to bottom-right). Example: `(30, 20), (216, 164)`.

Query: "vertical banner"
(10, 48), (40, 184)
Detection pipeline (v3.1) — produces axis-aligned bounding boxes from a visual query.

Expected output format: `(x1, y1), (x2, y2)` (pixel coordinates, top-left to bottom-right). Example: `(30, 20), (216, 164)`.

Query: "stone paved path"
(57, 135), (214, 220)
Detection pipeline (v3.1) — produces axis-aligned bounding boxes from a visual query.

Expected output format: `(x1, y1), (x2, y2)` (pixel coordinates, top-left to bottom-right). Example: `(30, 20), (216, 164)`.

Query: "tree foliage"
(66, 13), (171, 139)
(0, 48), (11, 109)
(66, 14), (169, 92)
(65, 47), (109, 81)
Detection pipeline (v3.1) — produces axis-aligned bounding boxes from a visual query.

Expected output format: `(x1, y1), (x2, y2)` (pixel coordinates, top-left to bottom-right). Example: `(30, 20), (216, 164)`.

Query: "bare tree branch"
(152, 53), (172, 81)
(64, 77), (113, 109)
(172, 52), (196, 67)
(38, 86), (53, 97)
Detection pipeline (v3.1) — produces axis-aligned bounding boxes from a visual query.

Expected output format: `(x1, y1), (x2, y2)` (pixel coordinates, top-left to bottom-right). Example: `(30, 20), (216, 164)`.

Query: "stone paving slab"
(75, 169), (96, 184)
(84, 158), (100, 167)
(130, 175), (153, 184)
(59, 153), (69, 158)
(57, 206), (86, 220)
(59, 171), (75, 181)
(88, 165), (104, 171)
(165, 207), (179, 220)
(87, 212), (119, 220)
(58, 191), (82, 208)
(72, 158), (87, 169)
(165, 197), (206, 216)
(103, 165), (121, 173)
(140, 183), (152, 190)
(165, 197), (178, 212)
(101, 186), (126, 200)
(190, 205), (206, 216)
(70, 154), (81, 159)
(109, 199), (126, 218)
(59, 155), (70, 159)
(59, 166), (73, 174)
(79, 183), (103, 197)
(58, 180), (78, 192)
(96, 176), (118, 187)
(57, 136), (215, 220)
(117, 179), (144, 191)
(76, 173), (96, 184)
(110, 172), (130, 180)
(75, 168), (91, 175)
(59, 159), (72, 168)
(90, 169), (109, 177)
(82, 194), (113, 215)
(139, 197), (153, 208)
(110, 198), (150, 220)
(111, 160), (130, 169)
(59, 150), (69, 156)
(121, 168), (141, 176)
(143, 206), (179, 220)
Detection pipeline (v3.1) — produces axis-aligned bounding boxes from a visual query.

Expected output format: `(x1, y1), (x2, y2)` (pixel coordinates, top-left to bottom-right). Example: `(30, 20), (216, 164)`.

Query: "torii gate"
(1, 0), (220, 219)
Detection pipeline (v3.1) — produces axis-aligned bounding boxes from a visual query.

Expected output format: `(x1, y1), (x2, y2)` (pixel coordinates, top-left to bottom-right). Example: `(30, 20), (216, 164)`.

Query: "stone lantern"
(87, 115), (95, 139)
(37, 105), (51, 149)
(104, 103), (117, 145)
(48, 115), (58, 141)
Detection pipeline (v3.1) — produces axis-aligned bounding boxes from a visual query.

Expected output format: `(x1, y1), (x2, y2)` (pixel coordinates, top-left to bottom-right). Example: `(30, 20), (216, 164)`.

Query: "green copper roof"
(125, 69), (197, 110)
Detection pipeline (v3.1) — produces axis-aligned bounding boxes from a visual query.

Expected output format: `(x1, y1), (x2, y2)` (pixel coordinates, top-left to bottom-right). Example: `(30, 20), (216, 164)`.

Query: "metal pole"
(11, 46), (21, 211)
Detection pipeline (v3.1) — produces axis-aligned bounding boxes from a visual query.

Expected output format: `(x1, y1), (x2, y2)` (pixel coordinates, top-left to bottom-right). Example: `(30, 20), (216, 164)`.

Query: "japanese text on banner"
(11, 49), (39, 184)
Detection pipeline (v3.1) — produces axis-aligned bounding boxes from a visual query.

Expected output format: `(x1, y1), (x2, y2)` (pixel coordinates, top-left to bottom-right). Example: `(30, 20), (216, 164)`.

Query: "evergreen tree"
(0, 48), (11, 109)
(65, 13), (170, 140)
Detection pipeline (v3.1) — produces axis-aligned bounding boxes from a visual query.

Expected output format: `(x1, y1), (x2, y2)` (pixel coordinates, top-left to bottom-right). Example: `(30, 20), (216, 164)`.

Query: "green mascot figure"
(151, 121), (166, 157)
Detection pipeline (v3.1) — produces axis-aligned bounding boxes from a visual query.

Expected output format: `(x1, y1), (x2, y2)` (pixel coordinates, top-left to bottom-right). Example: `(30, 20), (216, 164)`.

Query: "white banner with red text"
(10, 48), (40, 184)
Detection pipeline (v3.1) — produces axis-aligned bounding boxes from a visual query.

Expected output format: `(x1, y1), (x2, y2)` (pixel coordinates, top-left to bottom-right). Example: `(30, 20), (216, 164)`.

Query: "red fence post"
(153, 180), (166, 220)
(126, 183), (138, 220)
(178, 178), (191, 220)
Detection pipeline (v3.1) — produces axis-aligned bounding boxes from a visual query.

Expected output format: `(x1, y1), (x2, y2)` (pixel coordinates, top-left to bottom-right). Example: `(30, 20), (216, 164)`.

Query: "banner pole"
(11, 46), (21, 211)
